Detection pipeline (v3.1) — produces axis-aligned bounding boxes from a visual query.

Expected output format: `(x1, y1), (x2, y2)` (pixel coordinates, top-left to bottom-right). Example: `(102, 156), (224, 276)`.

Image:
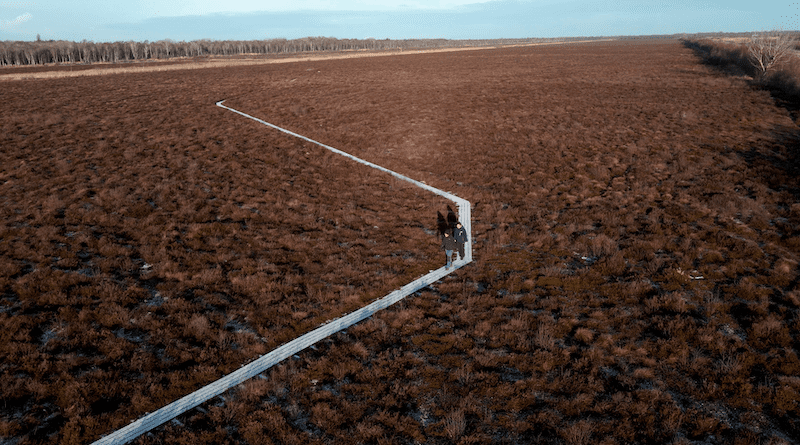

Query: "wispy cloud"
(0, 1), (36, 7)
(0, 12), (32, 32)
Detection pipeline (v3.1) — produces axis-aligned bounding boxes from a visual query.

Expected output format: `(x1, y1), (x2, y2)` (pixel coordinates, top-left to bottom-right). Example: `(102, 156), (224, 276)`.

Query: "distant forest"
(0, 34), (691, 67)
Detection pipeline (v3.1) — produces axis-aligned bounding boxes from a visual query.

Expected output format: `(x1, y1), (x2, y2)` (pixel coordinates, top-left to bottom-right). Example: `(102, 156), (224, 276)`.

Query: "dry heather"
(0, 64), (449, 444)
(1, 39), (799, 444)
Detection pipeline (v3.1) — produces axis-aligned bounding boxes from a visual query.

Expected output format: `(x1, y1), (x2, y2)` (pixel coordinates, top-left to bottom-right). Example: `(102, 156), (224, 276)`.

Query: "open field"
(2, 39), (800, 444)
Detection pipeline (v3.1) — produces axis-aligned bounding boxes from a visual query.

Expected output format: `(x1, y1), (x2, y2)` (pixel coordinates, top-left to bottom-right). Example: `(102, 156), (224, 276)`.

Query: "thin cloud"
(0, 1), (36, 7)
(0, 12), (32, 32)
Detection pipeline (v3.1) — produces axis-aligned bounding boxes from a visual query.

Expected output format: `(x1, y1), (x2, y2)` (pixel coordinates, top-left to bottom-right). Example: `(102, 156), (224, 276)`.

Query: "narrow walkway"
(91, 101), (472, 445)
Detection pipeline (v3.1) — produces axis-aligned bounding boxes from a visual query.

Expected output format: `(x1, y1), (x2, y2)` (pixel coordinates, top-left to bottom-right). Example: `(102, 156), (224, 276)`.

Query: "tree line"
(0, 36), (566, 66)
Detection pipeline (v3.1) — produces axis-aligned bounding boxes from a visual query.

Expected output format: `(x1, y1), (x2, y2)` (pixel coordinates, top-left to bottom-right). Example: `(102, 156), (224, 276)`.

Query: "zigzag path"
(90, 101), (473, 445)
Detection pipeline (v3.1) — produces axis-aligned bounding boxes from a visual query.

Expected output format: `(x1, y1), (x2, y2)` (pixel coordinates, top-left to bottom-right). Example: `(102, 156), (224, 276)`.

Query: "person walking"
(453, 221), (468, 262)
(442, 230), (458, 270)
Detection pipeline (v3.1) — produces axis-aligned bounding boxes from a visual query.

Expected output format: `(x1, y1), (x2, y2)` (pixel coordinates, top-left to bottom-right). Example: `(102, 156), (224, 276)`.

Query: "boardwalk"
(91, 101), (472, 445)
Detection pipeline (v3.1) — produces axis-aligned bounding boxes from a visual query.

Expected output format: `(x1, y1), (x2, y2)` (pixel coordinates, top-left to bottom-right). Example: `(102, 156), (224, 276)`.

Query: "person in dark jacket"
(453, 221), (468, 261)
(442, 230), (458, 269)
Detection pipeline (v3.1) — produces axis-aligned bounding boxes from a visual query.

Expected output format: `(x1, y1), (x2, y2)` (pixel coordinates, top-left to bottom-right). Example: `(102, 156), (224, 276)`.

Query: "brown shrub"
(442, 408), (467, 441)
(185, 314), (212, 342)
(574, 327), (594, 344)
(561, 420), (594, 445)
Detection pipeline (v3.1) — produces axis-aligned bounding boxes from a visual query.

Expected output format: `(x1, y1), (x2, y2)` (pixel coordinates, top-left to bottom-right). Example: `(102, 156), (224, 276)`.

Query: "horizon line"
(6, 30), (782, 45)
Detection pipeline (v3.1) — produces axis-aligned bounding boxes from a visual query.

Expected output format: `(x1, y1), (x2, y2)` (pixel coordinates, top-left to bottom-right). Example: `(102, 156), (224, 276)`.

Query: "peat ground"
(0, 61), (449, 443)
(1, 39), (800, 444)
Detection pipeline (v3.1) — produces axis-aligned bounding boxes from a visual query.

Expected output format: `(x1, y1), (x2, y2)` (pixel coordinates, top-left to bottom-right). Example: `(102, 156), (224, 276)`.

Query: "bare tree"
(128, 41), (139, 60)
(23, 45), (35, 64)
(64, 42), (75, 63)
(189, 40), (200, 56)
(80, 41), (91, 63)
(0, 42), (10, 66)
(160, 39), (172, 58)
(48, 45), (58, 64)
(747, 30), (797, 77)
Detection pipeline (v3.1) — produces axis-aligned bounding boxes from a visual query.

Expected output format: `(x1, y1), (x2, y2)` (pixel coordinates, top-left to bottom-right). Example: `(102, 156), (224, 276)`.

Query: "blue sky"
(0, 0), (792, 42)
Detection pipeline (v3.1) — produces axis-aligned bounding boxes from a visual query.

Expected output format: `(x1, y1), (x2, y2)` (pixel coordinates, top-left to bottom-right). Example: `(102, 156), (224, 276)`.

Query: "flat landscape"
(1, 39), (799, 444)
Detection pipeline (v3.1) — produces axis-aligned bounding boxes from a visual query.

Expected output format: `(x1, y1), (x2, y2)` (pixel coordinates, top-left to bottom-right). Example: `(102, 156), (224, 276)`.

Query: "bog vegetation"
(1, 38), (799, 444)
(683, 31), (800, 110)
